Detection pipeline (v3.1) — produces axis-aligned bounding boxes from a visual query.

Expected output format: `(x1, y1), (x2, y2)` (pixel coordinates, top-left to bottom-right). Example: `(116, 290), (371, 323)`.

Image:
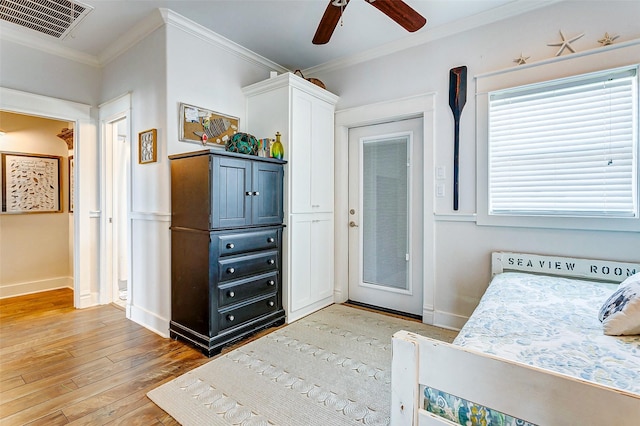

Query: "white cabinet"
(290, 89), (335, 213)
(243, 73), (339, 323)
(287, 213), (334, 321)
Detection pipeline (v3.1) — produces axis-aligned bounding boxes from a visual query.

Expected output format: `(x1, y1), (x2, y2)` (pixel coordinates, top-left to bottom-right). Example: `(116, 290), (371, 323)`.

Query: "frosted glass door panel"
(362, 138), (409, 291)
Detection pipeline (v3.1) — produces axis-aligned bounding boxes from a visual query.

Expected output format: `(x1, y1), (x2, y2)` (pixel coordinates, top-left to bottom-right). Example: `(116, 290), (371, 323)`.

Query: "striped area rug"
(148, 304), (457, 425)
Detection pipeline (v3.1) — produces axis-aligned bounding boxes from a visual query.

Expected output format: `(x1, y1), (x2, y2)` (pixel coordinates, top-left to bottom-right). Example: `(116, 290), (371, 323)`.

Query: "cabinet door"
(252, 161), (284, 226)
(291, 90), (334, 214)
(212, 156), (251, 228)
(289, 214), (334, 312)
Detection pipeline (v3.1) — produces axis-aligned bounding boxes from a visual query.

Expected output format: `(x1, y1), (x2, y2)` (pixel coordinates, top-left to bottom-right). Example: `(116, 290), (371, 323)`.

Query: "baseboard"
(287, 296), (334, 324)
(129, 304), (170, 338)
(0, 276), (72, 299)
(77, 291), (100, 308)
(433, 310), (468, 331)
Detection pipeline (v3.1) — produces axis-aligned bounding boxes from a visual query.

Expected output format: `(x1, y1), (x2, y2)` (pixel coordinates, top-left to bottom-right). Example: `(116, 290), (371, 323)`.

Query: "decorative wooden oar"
(449, 66), (467, 211)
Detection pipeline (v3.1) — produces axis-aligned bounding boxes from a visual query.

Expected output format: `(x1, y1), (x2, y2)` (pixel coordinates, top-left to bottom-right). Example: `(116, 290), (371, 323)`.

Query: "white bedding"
(453, 272), (640, 395)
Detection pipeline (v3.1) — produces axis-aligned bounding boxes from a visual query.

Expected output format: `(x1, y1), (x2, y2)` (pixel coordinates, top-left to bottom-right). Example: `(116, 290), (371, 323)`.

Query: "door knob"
(349, 221), (358, 228)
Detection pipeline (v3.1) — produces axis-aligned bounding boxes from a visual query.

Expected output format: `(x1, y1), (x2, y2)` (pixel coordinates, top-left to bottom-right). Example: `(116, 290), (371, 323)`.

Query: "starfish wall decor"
(598, 32), (620, 46)
(513, 53), (530, 65)
(547, 30), (584, 56)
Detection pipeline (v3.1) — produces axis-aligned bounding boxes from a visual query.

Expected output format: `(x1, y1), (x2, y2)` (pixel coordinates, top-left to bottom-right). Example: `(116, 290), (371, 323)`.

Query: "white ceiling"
(0, 0), (555, 70)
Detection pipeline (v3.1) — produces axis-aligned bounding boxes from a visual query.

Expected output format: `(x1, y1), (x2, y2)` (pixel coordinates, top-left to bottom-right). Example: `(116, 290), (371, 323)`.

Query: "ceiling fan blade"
(366, 0), (426, 32)
(313, 0), (350, 45)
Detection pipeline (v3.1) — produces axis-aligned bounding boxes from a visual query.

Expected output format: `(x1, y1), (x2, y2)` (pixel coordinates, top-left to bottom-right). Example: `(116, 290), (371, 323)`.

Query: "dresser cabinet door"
(251, 161), (284, 225)
(212, 156), (252, 228)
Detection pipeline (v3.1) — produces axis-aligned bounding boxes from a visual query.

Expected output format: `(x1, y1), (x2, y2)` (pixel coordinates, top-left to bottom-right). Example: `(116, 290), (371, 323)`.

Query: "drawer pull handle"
(268, 280), (275, 286)
(267, 237), (275, 243)
(226, 243), (235, 249)
(267, 259), (275, 265)
(253, 191), (260, 196)
(228, 291), (235, 298)
(268, 301), (275, 307)
(227, 267), (235, 274)
(227, 314), (235, 322)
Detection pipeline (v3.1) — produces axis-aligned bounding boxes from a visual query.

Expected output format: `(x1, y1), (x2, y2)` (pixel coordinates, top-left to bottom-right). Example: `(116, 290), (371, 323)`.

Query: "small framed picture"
(139, 129), (157, 164)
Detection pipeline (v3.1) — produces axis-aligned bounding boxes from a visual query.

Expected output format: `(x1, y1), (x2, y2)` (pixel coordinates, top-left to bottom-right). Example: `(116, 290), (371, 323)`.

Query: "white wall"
(0, 39), (101, 307)
(99, 13), (286, 335)
(0, 40), (101, 105)
(314, 1), (640, 329)
(0, 112), (72, 297)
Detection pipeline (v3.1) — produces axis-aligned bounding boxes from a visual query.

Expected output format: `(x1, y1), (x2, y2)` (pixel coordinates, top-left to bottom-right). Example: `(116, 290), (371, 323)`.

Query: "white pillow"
(598, 272), (640, 336)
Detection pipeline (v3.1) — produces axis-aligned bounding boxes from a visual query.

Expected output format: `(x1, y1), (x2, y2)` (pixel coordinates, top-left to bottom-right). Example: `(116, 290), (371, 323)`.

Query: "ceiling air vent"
(0, 0), (93, 39)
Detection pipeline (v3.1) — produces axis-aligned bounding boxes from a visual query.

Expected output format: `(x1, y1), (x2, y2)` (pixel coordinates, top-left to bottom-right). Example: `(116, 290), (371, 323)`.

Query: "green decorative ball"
(226, 132), (258, 155)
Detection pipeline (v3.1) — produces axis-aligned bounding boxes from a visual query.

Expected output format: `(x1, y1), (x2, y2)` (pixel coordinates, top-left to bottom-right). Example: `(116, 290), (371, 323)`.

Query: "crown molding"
(304, 0), (561, 75)
(0, 24), (101, 67)
(160, 8), (289, 74)
(242, 72), (339, 103)
(1, 8), (289, 73)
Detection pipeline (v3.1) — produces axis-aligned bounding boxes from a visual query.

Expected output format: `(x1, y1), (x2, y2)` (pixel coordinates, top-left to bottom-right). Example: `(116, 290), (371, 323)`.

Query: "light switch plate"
(436, 183), (445, 197)
(436, 166), (446, 180)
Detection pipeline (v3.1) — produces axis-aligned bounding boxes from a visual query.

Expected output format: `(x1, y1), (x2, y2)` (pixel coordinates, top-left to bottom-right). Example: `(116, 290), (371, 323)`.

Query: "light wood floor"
(0, 289), (281, 425)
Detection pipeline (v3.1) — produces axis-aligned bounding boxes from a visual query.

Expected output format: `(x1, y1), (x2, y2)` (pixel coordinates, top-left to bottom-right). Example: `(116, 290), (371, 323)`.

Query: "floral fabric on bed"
(423, 386), (536, 426)
(453, 272), (640, 395)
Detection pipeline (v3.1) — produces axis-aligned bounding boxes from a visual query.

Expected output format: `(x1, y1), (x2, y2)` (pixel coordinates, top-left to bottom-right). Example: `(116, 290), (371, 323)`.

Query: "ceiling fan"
(313, 0), (427, 45)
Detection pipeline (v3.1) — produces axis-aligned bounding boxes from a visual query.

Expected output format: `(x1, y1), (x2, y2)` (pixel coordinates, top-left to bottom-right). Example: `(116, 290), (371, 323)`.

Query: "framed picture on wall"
(1, 152), (62, 214)
(138, 128), (157, 164)
(69, 155), (74, 212)
(179, 102), (238, 147)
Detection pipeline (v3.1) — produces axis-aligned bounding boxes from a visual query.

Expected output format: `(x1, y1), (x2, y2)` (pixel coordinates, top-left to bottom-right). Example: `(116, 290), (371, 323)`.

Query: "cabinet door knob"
(267, 259), (275, 265)
(226, 243), (235, 249)
(267, 237), (275, 243)
(268, 301), (275, 307)
(245, 191), (252, 196)
(226, 267), (235, 274)
(228, 291), (235, 298)
(268, 280), (275, 286)
(227, 314), (235, 322)
(253, 191), (260, 196)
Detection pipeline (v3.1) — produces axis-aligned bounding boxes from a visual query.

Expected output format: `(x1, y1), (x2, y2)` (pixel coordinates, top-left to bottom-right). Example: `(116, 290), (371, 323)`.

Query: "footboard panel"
(391, 331), (640, 426)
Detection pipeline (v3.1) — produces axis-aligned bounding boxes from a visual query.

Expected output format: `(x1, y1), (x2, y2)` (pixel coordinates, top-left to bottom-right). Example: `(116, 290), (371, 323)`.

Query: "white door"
(348, 118), (423, 316)
(104, 117), (130, 306)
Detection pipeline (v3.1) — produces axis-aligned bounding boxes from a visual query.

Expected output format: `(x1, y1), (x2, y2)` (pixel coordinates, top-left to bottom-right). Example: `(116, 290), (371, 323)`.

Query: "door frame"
(98, 93), (132, 312)
(0, 87), (94, 308)
(334, 93), (436, 323)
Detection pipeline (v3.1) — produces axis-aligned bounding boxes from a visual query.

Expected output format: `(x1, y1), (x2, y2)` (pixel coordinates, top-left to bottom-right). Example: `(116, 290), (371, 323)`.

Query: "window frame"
(475, 48), (640, 233)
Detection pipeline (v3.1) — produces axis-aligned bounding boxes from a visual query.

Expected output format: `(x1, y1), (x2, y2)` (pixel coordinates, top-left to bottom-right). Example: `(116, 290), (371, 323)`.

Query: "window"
(488, 66), (638, 219)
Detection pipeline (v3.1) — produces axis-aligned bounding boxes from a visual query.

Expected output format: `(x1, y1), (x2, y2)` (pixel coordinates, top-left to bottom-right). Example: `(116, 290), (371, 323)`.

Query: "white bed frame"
(391, 252), (640, 426)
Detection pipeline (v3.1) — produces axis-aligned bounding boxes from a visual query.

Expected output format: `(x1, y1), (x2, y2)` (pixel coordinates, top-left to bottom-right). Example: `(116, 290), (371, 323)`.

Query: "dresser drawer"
(218, 250), (279, 282)
(219, 295), (278, 331)
(215, 229), (279, 257)
(218, 273), (278, 308)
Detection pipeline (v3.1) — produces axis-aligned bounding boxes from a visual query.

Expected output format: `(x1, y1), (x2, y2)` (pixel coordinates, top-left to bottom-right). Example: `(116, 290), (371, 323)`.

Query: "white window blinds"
(488, 66), (638, 218)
